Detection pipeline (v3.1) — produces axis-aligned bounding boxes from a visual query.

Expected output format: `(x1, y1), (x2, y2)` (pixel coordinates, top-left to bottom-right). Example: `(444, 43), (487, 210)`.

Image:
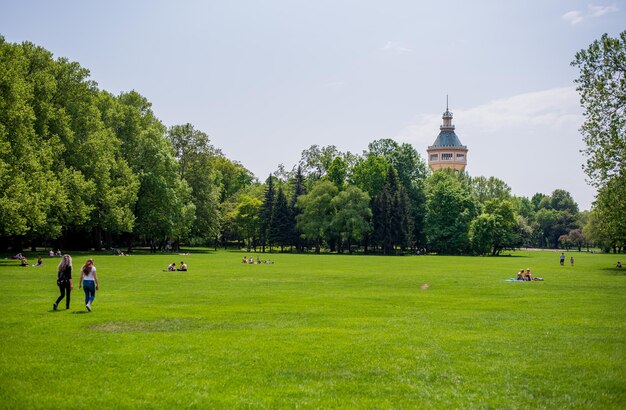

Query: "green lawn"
(0, 249), (624, 408)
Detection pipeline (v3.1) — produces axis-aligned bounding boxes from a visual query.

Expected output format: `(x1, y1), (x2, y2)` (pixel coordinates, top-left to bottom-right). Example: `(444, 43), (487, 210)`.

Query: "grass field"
(0, 249), (624, 408)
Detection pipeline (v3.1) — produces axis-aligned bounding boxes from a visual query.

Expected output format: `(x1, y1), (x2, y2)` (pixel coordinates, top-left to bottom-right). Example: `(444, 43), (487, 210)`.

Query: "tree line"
(226, 142), (590, 255)
(1, 33), (623, 254)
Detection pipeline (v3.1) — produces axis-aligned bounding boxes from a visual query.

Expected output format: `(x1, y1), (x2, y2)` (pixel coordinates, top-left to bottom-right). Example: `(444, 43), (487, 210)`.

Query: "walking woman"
(53, 254), (73, 310)
(79, 258), (99, 312)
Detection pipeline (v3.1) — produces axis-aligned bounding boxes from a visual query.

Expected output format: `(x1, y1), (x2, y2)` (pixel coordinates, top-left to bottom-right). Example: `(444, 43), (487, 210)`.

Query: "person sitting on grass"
(524, 268), (533, 281)
(167, 262), (176, 271)
(617, 261), (622, 269)
(516, 269), (524, 281)
(242, 256), (247, 263)
(178, 261), (187, 271)
(35, 257), (43, 267)
(249, 257), (254, 264)
(20, 256), (28, 267)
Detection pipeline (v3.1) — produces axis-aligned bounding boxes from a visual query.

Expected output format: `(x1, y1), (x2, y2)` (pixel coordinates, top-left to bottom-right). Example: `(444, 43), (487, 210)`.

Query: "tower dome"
(427, 97), (468, 171)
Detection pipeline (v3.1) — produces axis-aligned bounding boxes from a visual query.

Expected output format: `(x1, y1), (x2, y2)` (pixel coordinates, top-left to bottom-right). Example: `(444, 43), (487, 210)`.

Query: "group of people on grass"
(516, 268), (543, 281)
(241, 256), (273, 264)
(14, 249), (65, 268)
(52, 255), (99, 312)
(167, 261), (188, 271)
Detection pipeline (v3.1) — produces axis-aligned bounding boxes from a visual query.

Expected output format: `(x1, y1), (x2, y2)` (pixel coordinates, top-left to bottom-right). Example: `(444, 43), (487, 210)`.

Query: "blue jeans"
(83, 281), (96, 305)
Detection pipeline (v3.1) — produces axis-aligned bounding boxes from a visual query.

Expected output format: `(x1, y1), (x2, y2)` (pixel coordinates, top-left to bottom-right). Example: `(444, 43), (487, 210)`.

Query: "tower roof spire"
(446, 95), (448, 111)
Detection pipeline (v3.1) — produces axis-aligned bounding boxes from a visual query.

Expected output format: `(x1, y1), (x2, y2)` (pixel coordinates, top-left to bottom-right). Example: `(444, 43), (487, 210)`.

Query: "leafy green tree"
(232, 194), (262, 252)
(572, 31), (626, 252)
(583, 209), (612, 252)
(325, 156), (348, 190)
(330, 186), (372, 253)
(470, 199), (518, 255)
(0, 39), (62, 241)
(544, 189), (579, 214)
(572, 30), (625, 187)
(106, 92), (187, 251)
(593, 178), (626, 253)
(296, 180), (338, 253)
(469, 214), (497, 255)
(350, 155), (389, 198)
(534, 189), (580, 248)
(168, 123), (221, 243)
(425, 171), (478, 254)
(298, 144), (340, 181)
(511, 196), (534, 220)
(212, 156), (254, 202)
(472, 176), (512, 204)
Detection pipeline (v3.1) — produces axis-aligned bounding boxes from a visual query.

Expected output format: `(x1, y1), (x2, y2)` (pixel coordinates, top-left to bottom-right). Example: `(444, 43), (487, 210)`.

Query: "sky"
(1, 1), (624, 210)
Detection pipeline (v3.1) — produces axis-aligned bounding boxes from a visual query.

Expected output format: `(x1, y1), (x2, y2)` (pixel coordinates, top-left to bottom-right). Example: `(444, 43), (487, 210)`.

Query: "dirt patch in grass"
(89, 318), (276, 333)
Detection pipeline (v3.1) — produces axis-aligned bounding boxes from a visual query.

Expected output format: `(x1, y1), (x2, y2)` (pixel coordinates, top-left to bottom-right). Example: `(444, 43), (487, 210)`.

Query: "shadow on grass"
(72, 311), (90, 314)
(601, 267), (626, 276)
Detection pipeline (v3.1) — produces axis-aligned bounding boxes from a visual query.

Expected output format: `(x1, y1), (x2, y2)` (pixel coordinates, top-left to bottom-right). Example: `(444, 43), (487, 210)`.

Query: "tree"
(167, 123), (221, 243)
(0, 39), (64, 242)
(572, 31), (626, 253)
(296, 180), (338, 253)
(212, 156), (254, 202)
(330, 186), (372, 253)
(289, 165), (306, 251)
(232, 194), (262, 252)
(268, 188), (291, 251)
(258, 175), (275, 252)
(325, 156), (348, 190)
(425, 171), (478, 254)
(367, 139), (428, 249)
(350, 155), (389, 199)
(470, 199), (518, 255)
(298, 145), (340, 181)
(571, 30), (626, 187)
(593, 178), (626, 253)
(472, 176), (512, 204)
(566, 229), (586, 252)
(104, 93), (185, 251)
(534, 189), (580, 248)
(372, 166), (412, 254)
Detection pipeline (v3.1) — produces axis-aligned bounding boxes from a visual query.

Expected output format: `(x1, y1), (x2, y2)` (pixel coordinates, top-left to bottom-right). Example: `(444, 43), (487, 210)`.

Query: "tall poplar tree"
(269, 187), (290, 251)
(258, 174), (275, 252)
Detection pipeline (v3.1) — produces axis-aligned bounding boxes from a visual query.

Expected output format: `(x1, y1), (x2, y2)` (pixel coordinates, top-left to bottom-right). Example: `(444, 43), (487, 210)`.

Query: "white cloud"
(562, 10), (585, 25)
(381, 41), (412, 55)
(398, 88), (596, 209)
(562, 4), (619, 25)
(588, 4), (619, 17)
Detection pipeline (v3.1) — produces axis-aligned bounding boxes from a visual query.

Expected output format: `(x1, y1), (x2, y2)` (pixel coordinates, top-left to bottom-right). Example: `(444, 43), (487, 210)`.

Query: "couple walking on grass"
(53, 255), (100, 312)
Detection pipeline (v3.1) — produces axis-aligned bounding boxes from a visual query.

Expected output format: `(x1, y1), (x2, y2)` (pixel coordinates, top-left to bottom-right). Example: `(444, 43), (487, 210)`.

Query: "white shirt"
(83, 266), (96, 281)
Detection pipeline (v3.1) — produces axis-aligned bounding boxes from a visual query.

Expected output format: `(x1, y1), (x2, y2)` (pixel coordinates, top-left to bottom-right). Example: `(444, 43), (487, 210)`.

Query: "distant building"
(427, 98), (468, 171)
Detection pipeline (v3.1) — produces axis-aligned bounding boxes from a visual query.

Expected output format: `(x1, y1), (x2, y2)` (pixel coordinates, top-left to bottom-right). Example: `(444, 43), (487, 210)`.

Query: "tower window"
(456, 154), (465, 159)
(442, 153), (453, 160)
(430, 154), (438, 161)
